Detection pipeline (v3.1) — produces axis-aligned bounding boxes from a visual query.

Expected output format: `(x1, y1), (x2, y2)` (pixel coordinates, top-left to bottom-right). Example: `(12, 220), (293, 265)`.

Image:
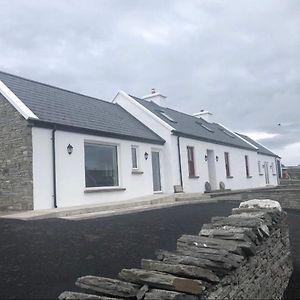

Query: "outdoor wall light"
(205, 155), (208, 162)
(144, 152), (149, 160)
(67, 144), (74, 155)
(216, 156), (219, 162)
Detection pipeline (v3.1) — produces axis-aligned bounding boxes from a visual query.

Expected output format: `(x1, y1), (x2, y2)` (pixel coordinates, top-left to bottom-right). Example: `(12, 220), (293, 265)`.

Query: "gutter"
(28, 118), (165, 146)
(52, 128), (57, 208)
(177, 136), (183, 189)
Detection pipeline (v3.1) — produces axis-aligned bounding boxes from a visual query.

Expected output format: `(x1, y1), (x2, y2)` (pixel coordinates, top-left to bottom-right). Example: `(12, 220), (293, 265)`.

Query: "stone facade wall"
(0, 94), (33, 210)
(59, 199), (293, 300)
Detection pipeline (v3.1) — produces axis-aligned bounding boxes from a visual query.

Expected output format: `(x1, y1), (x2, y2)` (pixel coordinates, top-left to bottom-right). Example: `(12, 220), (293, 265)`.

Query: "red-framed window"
(245, 155), (250, 177)
(187, 146), (195, 177)
(224, 152), (231, 177)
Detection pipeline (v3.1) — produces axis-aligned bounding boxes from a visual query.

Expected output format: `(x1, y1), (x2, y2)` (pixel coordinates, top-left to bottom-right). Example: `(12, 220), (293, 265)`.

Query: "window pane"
(85, 143), (119, 187)
(187, 146), (195, 177)
(245, 155), (250, 177)
(224, 152), (231, 177)
(131, 147), (138, 169)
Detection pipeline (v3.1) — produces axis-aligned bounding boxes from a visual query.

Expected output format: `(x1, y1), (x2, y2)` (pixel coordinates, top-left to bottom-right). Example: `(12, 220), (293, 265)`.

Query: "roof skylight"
(159, 111), (177, 122)
(221, 129), (235, 138)
(195, 121), (214, 133)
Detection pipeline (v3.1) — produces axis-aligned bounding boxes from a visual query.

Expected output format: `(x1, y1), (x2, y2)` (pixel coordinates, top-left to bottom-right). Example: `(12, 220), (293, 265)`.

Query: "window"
(195, 121), (214, 132)
(85, 143), (119, 188)
(131, 146), (138, 169)
(258, 161), (262, 174)
(157, 110), (177, 122)
(187, 146), (196, 177)
(220, 129), (235, 138)
(224, 152), (231, 177)
(245, 155), (250, 177)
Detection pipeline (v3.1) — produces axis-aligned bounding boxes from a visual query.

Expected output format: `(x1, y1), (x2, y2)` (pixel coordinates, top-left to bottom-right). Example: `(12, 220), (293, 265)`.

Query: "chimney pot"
(151, 88), (156, 94)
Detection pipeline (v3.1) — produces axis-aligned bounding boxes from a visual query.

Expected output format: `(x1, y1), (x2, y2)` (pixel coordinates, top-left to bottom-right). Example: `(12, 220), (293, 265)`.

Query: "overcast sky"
(1, 0), (299, 165)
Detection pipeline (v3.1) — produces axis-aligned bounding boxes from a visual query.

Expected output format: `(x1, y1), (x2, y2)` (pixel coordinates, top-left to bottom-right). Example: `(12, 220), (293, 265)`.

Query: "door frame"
(207, 149), (217, 190)
(151, 149), (163, 193)
(264, 162), (270, 185)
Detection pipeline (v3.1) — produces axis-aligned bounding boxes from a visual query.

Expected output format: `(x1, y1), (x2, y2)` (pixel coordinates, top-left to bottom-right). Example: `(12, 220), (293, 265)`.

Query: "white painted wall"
(257, 154), (279, 186)
(32, 127), (165, 209)
(179, 137), (278, 193)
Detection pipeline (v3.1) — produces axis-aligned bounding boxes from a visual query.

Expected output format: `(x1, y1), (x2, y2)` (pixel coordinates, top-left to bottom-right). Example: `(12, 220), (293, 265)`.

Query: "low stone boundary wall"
(58, 199), (293, 300)
(239, 190), (300, 210)
(211, 187), (300, 210)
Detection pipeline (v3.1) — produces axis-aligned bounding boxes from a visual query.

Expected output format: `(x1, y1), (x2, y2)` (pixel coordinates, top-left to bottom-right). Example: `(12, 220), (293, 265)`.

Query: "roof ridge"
(0, 70), (111, 105)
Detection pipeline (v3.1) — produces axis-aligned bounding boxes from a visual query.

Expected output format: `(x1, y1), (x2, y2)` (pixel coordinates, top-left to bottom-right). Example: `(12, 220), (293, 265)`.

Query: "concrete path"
(0, 193), (213, 221)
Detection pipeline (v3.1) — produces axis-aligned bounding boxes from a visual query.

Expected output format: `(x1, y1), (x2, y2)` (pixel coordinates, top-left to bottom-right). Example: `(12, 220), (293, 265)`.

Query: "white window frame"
(84, 140), (121, 190)
(131, 145), (139, 170)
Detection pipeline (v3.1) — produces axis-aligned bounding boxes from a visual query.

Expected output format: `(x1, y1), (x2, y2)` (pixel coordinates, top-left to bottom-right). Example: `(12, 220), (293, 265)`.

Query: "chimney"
(193, 110), (213, 122)
(142, 88), (166, 106)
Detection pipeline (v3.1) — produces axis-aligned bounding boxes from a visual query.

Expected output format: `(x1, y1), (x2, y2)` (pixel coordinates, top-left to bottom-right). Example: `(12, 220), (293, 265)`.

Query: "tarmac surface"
(0, 201), (298, 299)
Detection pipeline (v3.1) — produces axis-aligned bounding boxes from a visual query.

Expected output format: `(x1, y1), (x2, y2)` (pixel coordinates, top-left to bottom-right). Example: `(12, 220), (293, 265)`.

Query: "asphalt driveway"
(0, 201), (298, 299)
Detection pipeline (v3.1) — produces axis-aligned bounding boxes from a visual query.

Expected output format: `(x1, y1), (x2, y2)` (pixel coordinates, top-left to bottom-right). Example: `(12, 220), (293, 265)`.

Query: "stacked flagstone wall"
(58, 199), (293, 300)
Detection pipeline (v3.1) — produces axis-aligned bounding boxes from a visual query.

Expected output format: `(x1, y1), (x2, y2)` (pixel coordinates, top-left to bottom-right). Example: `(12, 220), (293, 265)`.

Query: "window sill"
(84, 187), (126, 193)
(189, 175), (200, 179)
(132, 170), (144, 175)
(226, 176), (234, 179)
(247, 176), (253, 179)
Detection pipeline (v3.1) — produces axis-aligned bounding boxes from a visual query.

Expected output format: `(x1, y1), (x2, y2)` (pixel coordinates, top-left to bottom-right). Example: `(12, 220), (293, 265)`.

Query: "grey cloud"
(0, 0), (299, 164)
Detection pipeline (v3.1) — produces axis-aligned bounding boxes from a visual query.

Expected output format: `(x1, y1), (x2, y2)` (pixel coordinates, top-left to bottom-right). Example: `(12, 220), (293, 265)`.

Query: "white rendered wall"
(257, 154), (279, 186)
(179, 137), (278, 193)
(32, 127), (165, 209)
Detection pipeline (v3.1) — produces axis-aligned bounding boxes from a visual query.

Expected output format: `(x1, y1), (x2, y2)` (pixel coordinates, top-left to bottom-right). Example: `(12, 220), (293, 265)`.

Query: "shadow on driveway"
(0, 201), (298, 299)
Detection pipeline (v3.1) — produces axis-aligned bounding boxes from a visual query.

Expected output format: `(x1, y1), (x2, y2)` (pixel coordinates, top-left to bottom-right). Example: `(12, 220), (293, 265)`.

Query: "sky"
(0, 0), (299, 165)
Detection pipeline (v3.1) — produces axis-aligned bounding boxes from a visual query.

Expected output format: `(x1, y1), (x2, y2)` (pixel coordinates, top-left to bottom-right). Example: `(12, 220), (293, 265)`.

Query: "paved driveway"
(0, 201), (298, 299)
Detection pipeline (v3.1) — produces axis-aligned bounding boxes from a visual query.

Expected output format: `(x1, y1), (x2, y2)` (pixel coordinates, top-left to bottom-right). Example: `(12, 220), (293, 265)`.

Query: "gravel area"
(0, 201), (298, 299)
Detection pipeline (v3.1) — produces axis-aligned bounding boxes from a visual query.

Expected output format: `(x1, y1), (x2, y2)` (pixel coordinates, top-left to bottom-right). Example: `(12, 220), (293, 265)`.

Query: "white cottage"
(113, 90), (280, 194)
(0, 71), (165, 210)
(0, 71), (280, 211)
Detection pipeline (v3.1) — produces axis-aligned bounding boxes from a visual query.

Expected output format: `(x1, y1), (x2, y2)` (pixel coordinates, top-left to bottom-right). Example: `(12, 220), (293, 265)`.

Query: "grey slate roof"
(236, 133), (278, 157)
(131, 95), (258, 151)
(0, 71), (164, 144)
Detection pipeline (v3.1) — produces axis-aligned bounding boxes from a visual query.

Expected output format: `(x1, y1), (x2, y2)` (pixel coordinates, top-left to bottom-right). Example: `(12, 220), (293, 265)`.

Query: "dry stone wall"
(59, 199), (293, 300)
(0, 95), (33, 211)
